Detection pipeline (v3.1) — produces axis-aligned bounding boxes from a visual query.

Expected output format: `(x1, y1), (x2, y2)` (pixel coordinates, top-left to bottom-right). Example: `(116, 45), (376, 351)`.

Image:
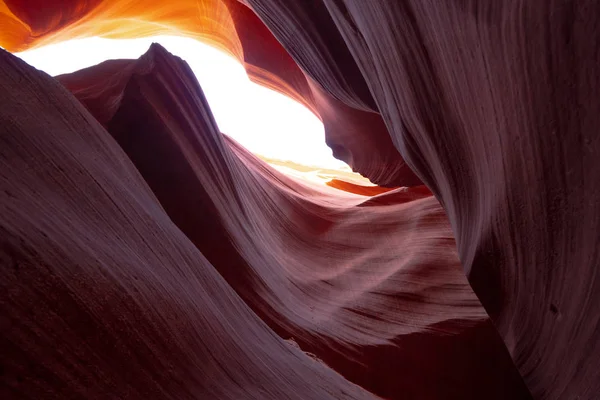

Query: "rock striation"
(2, 0), (600, 399)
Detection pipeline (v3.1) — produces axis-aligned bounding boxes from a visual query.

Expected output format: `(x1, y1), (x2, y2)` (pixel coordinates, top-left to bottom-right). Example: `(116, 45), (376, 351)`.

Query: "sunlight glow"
(14, 35), (350, 171)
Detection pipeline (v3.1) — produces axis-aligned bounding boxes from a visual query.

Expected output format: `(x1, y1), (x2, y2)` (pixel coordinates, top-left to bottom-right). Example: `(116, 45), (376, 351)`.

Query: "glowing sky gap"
(14, 35), (351, 172)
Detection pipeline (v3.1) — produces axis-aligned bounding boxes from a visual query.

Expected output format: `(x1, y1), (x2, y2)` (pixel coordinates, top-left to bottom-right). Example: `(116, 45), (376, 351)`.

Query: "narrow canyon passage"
(1, 1), (599, 399)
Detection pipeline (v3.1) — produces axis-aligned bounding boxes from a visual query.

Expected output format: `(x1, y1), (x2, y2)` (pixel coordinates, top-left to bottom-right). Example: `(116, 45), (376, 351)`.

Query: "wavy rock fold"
(1, 0), (599, 399)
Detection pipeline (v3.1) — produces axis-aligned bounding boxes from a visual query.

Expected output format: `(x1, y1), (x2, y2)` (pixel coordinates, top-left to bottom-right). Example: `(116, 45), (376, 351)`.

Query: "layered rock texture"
(1, 1), (599, 399)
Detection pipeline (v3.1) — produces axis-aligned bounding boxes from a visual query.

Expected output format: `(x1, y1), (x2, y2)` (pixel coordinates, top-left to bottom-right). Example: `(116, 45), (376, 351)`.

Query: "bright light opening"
(14, 35), (363, 183)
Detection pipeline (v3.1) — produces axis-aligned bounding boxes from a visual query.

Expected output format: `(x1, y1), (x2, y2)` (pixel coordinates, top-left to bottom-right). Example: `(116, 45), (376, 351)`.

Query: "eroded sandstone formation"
(56, 44), (530, 399)
(0, 48), (377, 400)
(1, 1), (599, 399)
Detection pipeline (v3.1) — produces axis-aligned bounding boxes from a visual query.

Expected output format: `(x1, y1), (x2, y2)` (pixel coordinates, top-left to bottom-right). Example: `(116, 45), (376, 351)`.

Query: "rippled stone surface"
(2, 1), (600, 399)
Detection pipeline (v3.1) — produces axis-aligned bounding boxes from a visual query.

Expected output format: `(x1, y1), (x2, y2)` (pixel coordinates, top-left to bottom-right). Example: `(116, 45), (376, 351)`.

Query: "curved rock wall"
(2, 0), (599, 399)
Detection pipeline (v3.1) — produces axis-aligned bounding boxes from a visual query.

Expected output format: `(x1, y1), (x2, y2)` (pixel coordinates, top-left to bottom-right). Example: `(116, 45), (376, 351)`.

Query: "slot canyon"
(1, 1), (599, 399)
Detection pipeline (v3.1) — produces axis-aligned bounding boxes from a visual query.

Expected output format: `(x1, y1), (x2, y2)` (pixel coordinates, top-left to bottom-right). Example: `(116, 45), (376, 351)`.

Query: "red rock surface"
(316, 3), (600, 399)
(2, 0), (600, 399)
(0, 47), (377, 400)
(326, 179), (396, 197)
(55, 44), (530, 399)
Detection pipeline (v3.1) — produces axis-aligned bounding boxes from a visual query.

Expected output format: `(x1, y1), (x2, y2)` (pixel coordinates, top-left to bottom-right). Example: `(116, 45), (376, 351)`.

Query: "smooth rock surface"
(0, 47), (378, 400)
(55, 44), (530, 399)
(2, 0), (600, 399)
